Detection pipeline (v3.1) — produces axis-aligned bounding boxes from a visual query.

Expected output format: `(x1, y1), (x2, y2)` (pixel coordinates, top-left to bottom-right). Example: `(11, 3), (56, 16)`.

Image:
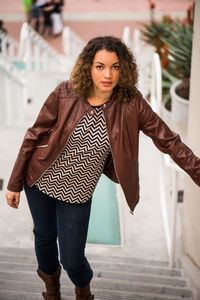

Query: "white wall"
(182, 0), (200, 268)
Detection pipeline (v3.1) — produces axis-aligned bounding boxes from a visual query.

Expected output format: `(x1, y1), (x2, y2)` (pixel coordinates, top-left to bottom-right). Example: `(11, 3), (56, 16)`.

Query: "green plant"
(140, 19), (172, 57)
(140, 1), (194, 105)
(140, 16), (175, 108)
(161, 22), (193, 99)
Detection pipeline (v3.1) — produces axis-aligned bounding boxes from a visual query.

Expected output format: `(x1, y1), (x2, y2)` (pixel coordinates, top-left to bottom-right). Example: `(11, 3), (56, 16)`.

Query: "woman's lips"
(101, 81), (113, 87)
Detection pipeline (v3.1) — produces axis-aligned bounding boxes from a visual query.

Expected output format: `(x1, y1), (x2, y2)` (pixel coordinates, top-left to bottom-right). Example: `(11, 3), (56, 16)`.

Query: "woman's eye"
(96, 65), (119, 70)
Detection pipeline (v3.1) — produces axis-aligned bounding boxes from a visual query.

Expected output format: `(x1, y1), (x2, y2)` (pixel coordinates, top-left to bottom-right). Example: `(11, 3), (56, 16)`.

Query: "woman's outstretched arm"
(136, 92), (200, 186)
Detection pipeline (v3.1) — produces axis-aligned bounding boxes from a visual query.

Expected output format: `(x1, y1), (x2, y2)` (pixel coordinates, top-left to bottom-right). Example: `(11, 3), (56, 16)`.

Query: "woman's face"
(90, 49), (120, 96)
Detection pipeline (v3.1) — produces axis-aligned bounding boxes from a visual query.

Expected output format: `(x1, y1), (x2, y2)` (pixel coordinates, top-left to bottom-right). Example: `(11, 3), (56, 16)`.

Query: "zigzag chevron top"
(34, 106), (111, 203)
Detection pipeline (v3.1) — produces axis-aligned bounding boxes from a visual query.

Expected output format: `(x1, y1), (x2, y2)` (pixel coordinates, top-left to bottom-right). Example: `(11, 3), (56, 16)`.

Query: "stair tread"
(0, 286), (192, 300)
(0, 251), (181, 273)
(0, 276), (193, 297)
(0, 260), (182, 278)
(0, 248), (194, 299)
(0, 248), (169, 266)
(0, 276), (189, 290)
(0, 290), (190, 300)
(0, 269), (187, 287)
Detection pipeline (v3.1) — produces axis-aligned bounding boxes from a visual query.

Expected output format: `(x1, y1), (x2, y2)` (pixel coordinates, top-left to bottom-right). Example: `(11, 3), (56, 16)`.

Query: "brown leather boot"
(75, 284), (94, 300)
(37, 266), (61, 300)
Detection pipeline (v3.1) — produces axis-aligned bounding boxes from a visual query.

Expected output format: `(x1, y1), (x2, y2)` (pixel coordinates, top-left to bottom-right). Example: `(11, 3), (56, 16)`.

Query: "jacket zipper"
(30, 114), (86, 187)
(36, 144), (48, 148)
(103, 110), (134, 215)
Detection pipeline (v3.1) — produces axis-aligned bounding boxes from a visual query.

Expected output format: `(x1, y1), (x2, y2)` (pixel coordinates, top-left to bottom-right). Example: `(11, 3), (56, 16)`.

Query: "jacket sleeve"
(7, 83), (61, 192)
(136, 92), (200, 187)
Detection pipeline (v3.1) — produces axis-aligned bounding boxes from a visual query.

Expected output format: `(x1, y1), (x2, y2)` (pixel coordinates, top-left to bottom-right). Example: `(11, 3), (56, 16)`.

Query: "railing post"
(34, 43), (40, 71)
(159, 154), (171, 256)
(150, 52), (181, 269)
(4, 76), (13, 127)
(62, 26), (71, 56)
(1, 36), (7, 55)
(26, 38), (32, 71)
(122, 26), (131, 47)
(170, 170), (178, 268)
(8, 43), (15, 57)
(42, 52), (48, 71)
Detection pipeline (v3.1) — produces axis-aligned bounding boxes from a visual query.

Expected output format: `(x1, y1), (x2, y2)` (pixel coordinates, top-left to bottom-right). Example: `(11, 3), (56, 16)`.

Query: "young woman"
(6, 36), (200, 300)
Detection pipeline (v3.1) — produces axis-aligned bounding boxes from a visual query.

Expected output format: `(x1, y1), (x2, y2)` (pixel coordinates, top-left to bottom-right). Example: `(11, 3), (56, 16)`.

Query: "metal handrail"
(123, 26), (154, 98)
(0, 55), (26, 85)
(62, 26), (85, 58)
(19, 22), (67, 71)
(0, 31), (20, 59)
(0, 55), (27, 127)
(123, 27), (181, 267)
(151, 53), (183, 268)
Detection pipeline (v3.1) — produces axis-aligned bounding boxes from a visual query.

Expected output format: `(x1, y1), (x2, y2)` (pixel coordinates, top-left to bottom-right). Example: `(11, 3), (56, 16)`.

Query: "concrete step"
(0, 248), (194, 300)
(0, 262), (187, 287)
(0, 255), (181, 277)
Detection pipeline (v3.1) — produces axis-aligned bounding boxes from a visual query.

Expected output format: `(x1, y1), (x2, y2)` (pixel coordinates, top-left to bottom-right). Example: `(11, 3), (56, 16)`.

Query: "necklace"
(88, 96), (110, 106)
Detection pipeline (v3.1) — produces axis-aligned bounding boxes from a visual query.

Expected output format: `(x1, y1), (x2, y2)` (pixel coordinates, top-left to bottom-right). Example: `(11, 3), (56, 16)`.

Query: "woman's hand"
(6, 189), (20, 209)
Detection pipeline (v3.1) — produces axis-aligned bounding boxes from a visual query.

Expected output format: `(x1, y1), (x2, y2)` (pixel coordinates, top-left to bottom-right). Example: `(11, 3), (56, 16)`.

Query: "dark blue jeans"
(24, 181), (93, 287)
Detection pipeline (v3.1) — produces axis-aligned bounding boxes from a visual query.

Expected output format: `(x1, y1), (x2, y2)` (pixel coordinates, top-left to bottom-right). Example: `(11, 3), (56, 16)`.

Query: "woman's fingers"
(6, 189), (20, 209)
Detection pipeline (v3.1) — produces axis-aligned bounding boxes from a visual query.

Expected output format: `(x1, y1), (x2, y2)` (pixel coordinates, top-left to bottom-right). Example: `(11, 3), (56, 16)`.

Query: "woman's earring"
(89, 76), (91, 79)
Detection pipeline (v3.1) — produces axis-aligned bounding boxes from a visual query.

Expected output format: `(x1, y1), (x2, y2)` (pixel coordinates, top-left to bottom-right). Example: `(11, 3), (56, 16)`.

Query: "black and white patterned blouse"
(34, 105), (110, 203)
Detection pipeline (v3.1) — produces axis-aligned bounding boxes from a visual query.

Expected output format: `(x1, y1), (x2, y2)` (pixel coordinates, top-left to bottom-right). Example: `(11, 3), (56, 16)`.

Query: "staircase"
(0, 248), (194, 300)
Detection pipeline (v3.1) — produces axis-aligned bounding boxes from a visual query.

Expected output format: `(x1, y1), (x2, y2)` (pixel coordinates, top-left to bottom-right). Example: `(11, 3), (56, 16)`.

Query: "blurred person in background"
(40, 0), (55, 36)
(0, 19), (7, 35)
(37, 0), (46, 4)
(23, 0), (32, 23)
(0, 20), (8, 52)
(31, 0), (41, 32)
(51, 0), (64, 36)
(53, 0), (64, 15)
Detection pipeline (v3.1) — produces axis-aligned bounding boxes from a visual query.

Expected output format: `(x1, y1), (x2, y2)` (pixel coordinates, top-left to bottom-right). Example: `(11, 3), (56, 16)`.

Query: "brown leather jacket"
(7, 81), (200, 212)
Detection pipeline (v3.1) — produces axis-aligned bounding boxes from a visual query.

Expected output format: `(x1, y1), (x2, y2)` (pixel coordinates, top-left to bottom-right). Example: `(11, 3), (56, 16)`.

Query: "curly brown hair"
(70, 36), (139, 102)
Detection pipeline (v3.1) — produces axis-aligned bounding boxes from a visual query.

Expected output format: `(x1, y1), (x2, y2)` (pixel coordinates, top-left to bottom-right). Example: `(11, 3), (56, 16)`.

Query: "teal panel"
(12, 61), (44, 71)
(31, 61), (44, 71)
(13, 61), (26, 70)
(87, 174), (120, 245)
